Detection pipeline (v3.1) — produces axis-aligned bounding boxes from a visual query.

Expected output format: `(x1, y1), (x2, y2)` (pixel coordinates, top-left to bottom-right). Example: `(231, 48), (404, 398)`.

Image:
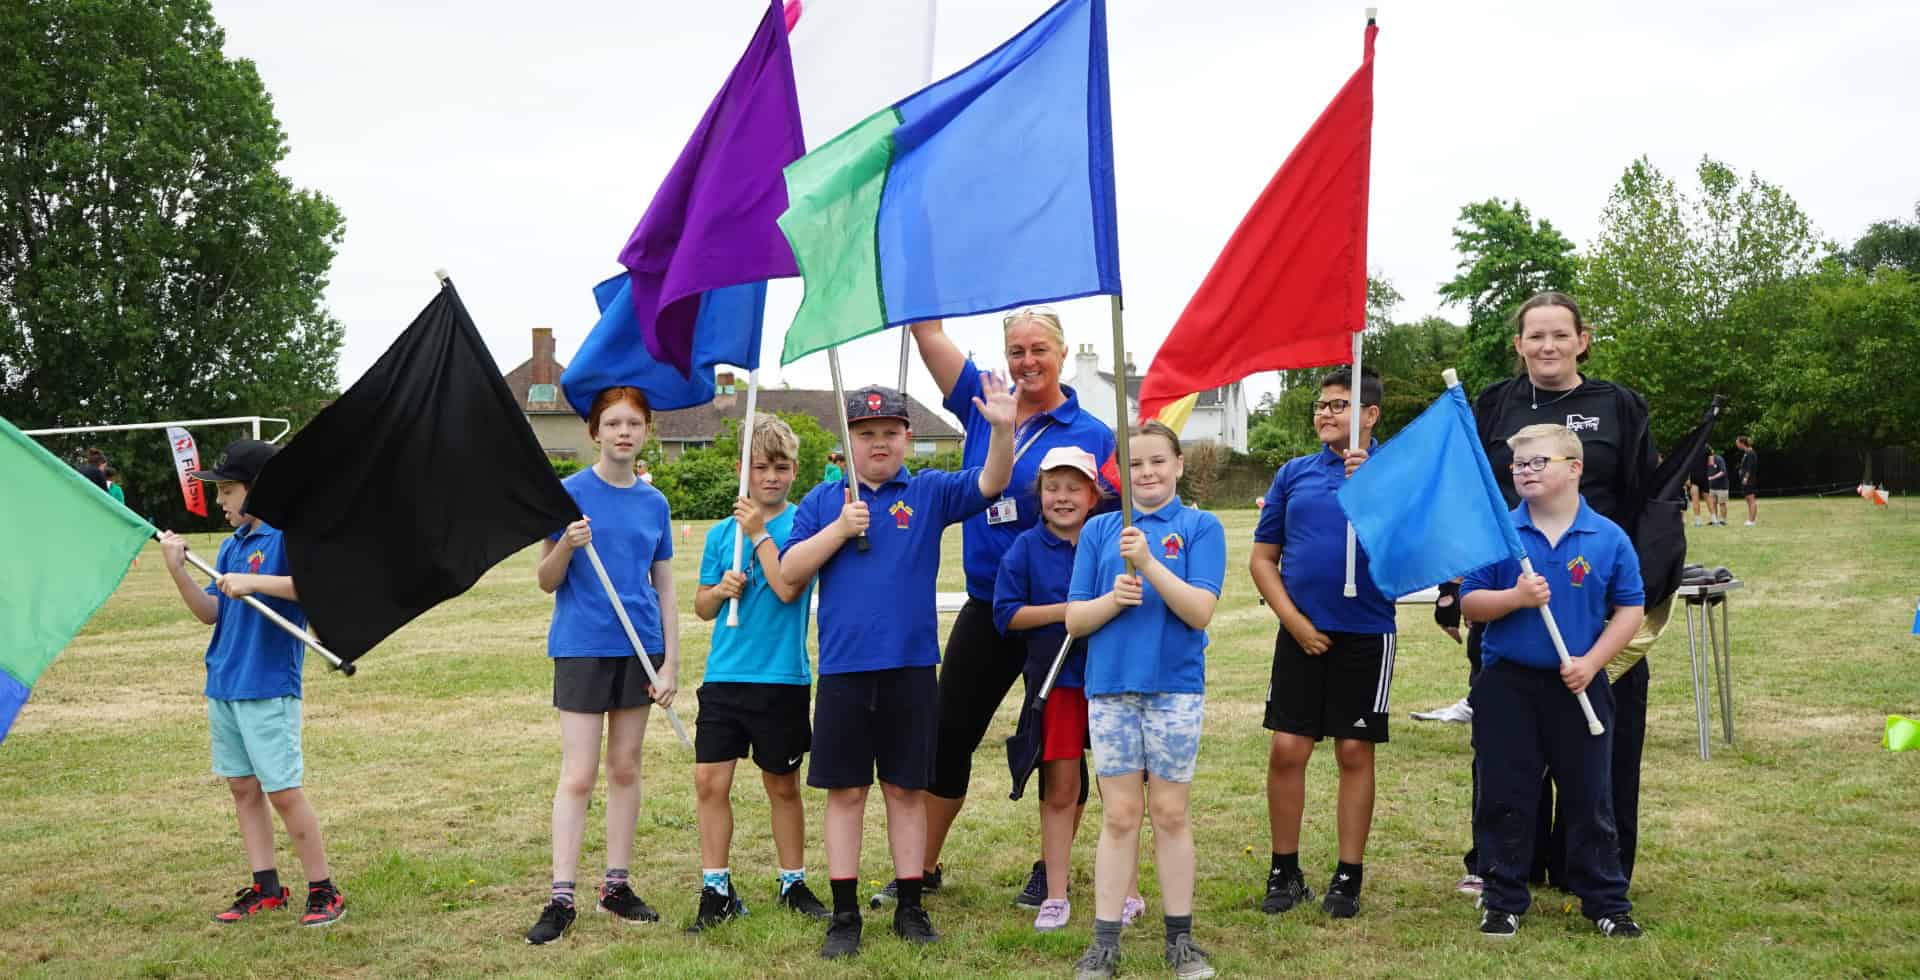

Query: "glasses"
(1509, 455), (1575, 473)
(1311, 399), (1352, 415)
(1002, 305), (1060, 328)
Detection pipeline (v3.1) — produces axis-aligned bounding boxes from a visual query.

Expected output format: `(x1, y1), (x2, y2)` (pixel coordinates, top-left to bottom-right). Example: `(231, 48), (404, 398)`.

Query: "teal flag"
(0, 415), (155, 744)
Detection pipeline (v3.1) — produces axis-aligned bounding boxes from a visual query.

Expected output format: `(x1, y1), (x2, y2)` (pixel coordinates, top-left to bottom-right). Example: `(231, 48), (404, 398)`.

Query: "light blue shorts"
(1088, 692), (1205, 783)
(208, 696), (304, 792)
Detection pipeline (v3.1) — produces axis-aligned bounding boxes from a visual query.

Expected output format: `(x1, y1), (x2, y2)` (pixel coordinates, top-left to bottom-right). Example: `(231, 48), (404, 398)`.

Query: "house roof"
(653, 388), (961, 443)
(502, 356), (573, 413)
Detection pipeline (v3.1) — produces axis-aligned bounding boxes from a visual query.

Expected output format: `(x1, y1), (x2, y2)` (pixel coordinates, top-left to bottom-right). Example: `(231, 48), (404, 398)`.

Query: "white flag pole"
(1441, 368), (1603, 735)
(827, 348), (869, 552)
(582, 541), (694, 747)
(1343, 328), (1363, 597)
(725, 370), (761, 627)
(176, 544), (353, 675)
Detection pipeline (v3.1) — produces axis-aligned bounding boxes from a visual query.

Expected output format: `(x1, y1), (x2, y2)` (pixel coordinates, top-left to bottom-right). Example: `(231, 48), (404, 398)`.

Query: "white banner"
(164, 426), (206, 517)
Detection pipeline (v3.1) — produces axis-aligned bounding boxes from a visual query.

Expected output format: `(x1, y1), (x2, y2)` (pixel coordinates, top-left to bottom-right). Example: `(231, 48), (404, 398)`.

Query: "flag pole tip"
(1343, 585), (1359, 598)
(1442, 368), (1460, 388)
(1365, 6), (1378, 21)
(433, 267), (450, 285)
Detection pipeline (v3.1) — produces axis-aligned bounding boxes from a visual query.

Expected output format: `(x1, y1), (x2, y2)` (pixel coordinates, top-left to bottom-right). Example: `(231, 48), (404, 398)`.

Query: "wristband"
(1434, 580), (1461, 629)
(752, 532), (773, 550)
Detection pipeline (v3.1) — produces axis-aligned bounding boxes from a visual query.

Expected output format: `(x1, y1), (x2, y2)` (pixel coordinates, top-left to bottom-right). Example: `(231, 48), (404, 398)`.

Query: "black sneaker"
(525, 900), (576, 945)
(820, 909), (862, 959)
(300, 884), (346, 927)
(1321, 871), (1360, 919)
(1014, 860), (1047, 909)
(892, 904), (939, 945)
(214, 883), (289, 922)
(1261, 869), (1312, 914)
(779, 880), (830, 919)
(1479, 909), (1519, 938)
(687, 885), (746, 933)
(598, 882), (660, 923)
(869, 865), (942, 909)
(1073, 943), (1120, 980)
(1595, 913), (1643, 938)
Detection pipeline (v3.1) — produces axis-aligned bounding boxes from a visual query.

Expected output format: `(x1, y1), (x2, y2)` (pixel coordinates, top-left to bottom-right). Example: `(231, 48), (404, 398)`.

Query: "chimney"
(531, 328), (557, 385)
(714, 371), (737, 409)
(1075, 343), (1099, 385)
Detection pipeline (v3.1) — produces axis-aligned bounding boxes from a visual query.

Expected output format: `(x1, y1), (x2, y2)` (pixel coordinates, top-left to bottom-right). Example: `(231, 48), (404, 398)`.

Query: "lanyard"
(1011, 418), (1055, 468)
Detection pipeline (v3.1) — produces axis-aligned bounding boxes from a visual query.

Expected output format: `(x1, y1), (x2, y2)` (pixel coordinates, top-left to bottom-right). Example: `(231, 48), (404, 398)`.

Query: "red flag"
(1136, 20), (1376, 422)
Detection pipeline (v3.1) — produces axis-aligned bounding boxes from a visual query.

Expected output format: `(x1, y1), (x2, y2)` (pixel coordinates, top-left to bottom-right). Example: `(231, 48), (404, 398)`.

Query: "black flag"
(247, 281), (581, 663)
(1633, 395), (1726, 608)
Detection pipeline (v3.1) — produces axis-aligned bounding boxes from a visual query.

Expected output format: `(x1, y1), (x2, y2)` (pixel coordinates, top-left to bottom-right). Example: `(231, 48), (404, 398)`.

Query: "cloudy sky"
(209, 0), (1919, 422)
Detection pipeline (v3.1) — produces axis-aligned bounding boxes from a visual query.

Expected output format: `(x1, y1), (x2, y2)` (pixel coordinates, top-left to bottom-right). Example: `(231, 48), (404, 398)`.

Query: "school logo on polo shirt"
(1566, 555), (1592, 586)
(246, 549), (266, 573)
(1161, 532), (1184, 559)
(889, 500), (914, 529)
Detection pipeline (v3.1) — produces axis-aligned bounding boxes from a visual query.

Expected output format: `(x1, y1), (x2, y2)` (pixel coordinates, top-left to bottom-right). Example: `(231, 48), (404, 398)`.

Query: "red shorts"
(1041, 687), (1089, 761)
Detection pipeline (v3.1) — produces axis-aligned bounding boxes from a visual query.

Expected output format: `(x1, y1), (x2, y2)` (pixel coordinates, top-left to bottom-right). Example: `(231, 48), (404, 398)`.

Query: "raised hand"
(972, 368), (1018, 430)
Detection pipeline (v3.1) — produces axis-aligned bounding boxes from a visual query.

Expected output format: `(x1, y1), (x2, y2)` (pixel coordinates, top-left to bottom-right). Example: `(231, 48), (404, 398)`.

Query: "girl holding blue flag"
(525, 386), (679, 945)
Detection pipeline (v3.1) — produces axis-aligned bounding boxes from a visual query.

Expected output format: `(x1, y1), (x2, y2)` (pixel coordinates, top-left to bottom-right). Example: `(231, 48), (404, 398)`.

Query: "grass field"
(4, 499), (1919, 978)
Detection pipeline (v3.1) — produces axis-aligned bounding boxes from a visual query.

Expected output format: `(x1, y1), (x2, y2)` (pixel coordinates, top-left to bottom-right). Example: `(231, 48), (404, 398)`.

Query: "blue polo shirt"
(698, 506), (813, 686)
(1462, 497), (1645, 670)
(1068, 497), (1226, 696)
(203, 520), (306, 701)
(786, 465), (991, 675)
(547, 468), (673, 657)
(946, 360), (1117, 600)
(993, 524), (1088, 690)
(1252, 441), (1395, 633)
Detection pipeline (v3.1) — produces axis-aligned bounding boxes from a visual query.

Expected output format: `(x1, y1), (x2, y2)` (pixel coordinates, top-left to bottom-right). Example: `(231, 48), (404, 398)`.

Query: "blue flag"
(1337, 384), (1525, 597)
(1911, 596), (1919, 635)
(562, 275), (767, 416)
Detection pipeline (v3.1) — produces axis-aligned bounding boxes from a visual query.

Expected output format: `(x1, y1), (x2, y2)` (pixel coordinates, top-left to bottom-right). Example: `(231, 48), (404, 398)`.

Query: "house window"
(914, 441), (937, 455)
(528, 383), (558, 406)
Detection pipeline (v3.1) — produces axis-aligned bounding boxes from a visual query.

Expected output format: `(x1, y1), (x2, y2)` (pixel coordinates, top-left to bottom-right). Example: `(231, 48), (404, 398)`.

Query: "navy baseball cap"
(189, 439), (278, 483)
(846, 385), (911, 426)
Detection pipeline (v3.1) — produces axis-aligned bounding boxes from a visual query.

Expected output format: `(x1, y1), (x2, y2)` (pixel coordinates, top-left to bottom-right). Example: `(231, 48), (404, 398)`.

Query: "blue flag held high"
(563, 275), (768, 415)
(1337, 379), (1525, 598)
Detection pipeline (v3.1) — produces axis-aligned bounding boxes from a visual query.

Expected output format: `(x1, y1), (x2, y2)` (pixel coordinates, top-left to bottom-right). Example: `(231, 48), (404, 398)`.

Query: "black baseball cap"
(189, 439), (279, 483)
(846, 385), (911, 426)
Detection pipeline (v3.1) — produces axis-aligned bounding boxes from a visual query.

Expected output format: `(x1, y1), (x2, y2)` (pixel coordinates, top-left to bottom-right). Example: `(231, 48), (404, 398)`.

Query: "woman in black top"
(1452, 291), (1661, 892)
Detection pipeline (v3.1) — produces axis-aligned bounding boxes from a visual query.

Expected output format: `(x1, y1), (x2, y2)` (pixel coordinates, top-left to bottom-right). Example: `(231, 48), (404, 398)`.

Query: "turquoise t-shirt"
(698, 505), (813, 686)
(546, 468), (673, 657)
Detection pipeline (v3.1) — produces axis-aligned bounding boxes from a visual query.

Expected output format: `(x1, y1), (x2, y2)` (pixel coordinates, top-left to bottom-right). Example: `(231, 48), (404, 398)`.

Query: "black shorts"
(1264, 630), (1395, 743)
(553, 653), (666, 713)
(808, 666), (938, 790)
(695, 682), (811, 773)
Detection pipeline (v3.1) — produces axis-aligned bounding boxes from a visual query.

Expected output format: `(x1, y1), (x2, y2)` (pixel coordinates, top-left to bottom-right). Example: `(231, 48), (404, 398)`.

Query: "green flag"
(0, 415), (155, 744)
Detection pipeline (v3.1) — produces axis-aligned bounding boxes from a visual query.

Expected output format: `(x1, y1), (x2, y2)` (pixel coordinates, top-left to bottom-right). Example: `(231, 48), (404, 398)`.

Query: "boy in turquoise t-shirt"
(689, 415), (827, 930)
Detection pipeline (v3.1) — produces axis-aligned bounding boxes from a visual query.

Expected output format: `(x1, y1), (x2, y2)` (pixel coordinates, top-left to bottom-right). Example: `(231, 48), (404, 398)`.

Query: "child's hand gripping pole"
(173, 541), (355, 676)
(1516, 556), (1606, 736)
(582, 541), (694, 748)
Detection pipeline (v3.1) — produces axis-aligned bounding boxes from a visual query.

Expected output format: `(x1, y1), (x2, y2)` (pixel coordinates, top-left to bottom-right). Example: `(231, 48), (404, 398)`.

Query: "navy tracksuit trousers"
(1470, 660), (1632, 921)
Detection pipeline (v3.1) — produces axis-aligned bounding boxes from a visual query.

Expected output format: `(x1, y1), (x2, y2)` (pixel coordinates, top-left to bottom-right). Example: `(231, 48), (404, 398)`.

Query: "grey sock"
(1093, 917), (1122, 950)
(1164, 912), (1193, 946)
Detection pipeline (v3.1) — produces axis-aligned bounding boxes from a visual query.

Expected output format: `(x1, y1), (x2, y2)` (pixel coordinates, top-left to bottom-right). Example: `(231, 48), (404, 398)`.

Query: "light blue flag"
(1911, 596), (1918, 635)
(1337, 384), (1525, 598)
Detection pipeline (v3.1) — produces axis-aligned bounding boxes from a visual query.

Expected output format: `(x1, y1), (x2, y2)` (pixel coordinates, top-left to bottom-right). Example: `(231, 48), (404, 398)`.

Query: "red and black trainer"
(300, 884), (346, 927)
(214, 883), (289, 922)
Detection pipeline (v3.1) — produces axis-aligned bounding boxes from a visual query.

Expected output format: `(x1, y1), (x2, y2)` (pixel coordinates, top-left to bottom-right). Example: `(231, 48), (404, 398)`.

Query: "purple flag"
(616, 0), (805, 374)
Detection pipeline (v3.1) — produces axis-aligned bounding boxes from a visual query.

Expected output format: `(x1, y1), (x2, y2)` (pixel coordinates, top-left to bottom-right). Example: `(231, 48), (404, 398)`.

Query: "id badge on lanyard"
(987, 417), (1055, 526)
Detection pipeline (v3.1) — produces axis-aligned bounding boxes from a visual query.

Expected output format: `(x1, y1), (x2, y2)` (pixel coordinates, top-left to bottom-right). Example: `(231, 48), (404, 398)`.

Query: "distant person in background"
(103, 465), (127, 506)
(634, 457), (654, 485)
(1735, 436), (1759, 525)
(76, 448), (109, 491)
(1705, 448), (1729, 526)
(822, 451), (845, 485)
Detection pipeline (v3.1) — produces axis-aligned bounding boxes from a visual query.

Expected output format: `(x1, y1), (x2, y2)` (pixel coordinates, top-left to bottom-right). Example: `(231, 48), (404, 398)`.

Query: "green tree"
(664, 410), (839, 521)
(1435, 199), (1582, 393)
(1845, 201), (1920, 274)
(1, 0), (344, 526)
(1584, 156), (1828, 446)
(1364, 315), (1466, 436)
(1750, 267), (1920, 479)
